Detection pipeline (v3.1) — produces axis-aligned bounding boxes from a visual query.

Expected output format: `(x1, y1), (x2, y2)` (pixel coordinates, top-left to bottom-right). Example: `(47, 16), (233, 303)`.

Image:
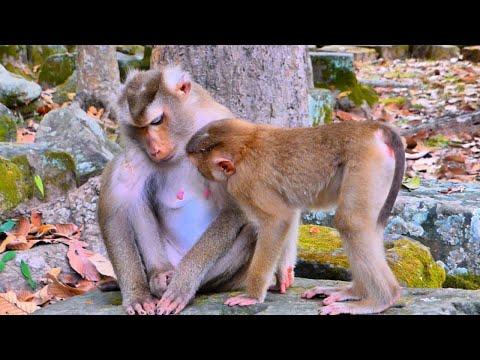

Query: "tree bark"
(152, 45), (310, 127)
(76, 45), (120, 117)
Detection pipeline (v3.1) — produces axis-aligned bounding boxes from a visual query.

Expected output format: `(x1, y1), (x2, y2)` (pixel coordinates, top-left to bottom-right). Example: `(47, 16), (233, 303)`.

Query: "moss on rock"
(38, 54), (76, 88)
(0, 114), (17, 142)
(297, 225), (446, 288)
(10, 155), (34, 199)
(41, 151), (78, 194)
(0, 156), (27, 213)
(425, 135), (450, 148)
(443, 274), (480, 290)
(28, 45), (67, 65)
(52, 71), (77, 104)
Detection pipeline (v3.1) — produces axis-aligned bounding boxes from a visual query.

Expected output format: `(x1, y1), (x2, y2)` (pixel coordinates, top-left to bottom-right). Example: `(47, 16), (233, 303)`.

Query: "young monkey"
(186, 118), (405, 315)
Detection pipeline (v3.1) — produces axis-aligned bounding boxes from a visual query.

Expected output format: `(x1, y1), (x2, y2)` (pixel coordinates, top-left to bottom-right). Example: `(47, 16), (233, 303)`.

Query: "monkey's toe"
(224, 295), (259, 307)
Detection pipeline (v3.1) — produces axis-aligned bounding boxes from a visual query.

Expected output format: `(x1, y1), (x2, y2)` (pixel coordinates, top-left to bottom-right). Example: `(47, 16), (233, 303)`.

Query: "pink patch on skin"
(176, 190), (184, 200)
(203, 188), (210, 200)
(386, 145), (394, 158)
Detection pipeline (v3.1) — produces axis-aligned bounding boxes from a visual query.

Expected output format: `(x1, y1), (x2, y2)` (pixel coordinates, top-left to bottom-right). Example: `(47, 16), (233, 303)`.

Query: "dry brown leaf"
(16, 128), (35, 143)
(61, 274), (78, 286)
(0, 235), (17, 253)
(405, 151), (430, 160)
(440, 186), (466, 194)
(54, 223), (80, 239)
(335, 110), (365, 122)
(7, 217), (30, 237)
(450, 174), (477, 182)
(87, 106), (98, 116)
(35, 224), (57, 236)
(47, 267), (62, 279)
(29, 285), (54, 306)
(67, 93), (76, 101)
(67, 242), (101, 281)
(17, 290), (34, 302)
(76, 279), (96, 292)
(30, 210), (42, 227)
(88, 253), (116, 278)
(443, 154), (466, 163)
(0, 291), (39, 314)
(46, 273), (87, 299)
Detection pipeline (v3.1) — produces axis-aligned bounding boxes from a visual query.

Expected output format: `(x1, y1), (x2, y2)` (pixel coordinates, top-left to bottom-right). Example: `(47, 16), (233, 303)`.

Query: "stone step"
(33, 279), (480, 315)
(411, 45), (460, 60)
(303, 180), (480, 275)
(462, 46), (480, 63)
(318, 46), (378, 62)
(361, 45), (409, 60)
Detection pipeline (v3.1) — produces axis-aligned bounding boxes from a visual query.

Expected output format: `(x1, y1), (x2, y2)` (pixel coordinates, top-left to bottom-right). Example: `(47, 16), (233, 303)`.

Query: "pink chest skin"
(176, 188), (210, 201)
(176, 190), (184, 200)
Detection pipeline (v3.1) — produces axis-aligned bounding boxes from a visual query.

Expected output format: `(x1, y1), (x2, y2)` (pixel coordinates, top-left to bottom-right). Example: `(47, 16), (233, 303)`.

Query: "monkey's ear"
(164, 66), (192, 98)
(215, 157), (236, 176)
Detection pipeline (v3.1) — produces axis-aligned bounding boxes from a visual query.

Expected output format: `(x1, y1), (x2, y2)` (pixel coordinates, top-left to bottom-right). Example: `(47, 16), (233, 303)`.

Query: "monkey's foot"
(149, 269), (174, 298)
(269, 266), (294, 294)
(156, 289), (192, 315)
(125, 296), (158, 315)
(319, 300), (389, 315)
(224, 295), (260, 307)
(301, 286), (348, 299)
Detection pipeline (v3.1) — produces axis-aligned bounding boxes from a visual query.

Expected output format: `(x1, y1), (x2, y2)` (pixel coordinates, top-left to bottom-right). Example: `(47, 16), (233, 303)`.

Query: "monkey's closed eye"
(151, 114), (164, 126)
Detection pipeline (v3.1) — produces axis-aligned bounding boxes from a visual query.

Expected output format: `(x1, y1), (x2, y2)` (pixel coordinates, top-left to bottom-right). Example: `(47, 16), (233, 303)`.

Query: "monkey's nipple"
(176, 190), (184, 200)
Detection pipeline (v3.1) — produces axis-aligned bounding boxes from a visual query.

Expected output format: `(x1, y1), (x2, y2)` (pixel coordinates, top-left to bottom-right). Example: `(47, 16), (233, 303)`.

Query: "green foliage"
(402, 176), (421, 191)
(0, 251), (16, 273)
(20, 260), (35, 289)
(34, 175), (45, 198)
(444, 274), (480, 290)
(0, 220), (16, 233)
(425, 135), (450, 148)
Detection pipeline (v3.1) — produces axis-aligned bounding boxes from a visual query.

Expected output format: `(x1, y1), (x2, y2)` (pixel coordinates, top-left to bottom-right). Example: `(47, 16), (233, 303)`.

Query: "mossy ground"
(298, 225), (446, 288)
(0, 114), (17, 142)
(424, 135), (450, 148)
(41, 151), (78, 194)
(443, 274), (480, 290)
(10, 155), (34, 199)
(0, 157), (26, 212)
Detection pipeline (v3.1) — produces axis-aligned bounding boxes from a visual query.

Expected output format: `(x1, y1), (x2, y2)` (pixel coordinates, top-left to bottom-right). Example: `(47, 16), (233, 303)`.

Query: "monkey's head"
(116, 65), (195, 163)
(186, 118), (255, 182)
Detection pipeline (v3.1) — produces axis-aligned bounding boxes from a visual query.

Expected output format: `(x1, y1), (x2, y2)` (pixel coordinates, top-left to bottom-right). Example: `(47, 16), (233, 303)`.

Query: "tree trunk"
(152, 45), (310, 127)
(76, 45), (120, 117)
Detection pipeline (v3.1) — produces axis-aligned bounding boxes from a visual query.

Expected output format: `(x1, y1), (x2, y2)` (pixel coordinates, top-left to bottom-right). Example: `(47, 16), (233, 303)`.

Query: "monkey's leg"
(129, 203), (174, 299)
(157, 204), (249, 315)
(301, 286), (360, 302)
(319, 161), (400, 315)
(225, 212), (294, 307)
(269, 210), (300, 293)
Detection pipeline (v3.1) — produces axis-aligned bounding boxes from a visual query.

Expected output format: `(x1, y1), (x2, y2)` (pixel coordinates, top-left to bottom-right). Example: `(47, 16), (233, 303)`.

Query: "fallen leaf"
(335, 110), (366, 122)
(47, 267), (62, 279)
(67, 242), (101, 281)
(309, 227), (319, 234)
(405, 151), (430, 160)
(67, 93), (76, 101)
(88, 253), (116, 278)
(0, 235), (17, 253)
(54, 223), (80, 239)
(16, 128), (35, 143)
(76, 279), (96, 292)
(0, 291), (39, 315)
(402, 176), (421, 190)
(439, 186), (466, 194)
(29, 285), (54, 306)
(30, 211), (42, 227)
(46, 274), (87, 299)
(17, 290), (33, 302)
(443, 154), (466, 163)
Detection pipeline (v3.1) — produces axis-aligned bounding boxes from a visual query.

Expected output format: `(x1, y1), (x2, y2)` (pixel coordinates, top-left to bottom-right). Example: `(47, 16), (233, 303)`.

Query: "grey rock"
(308, 88), (334, 126)
(0, 143), (78, 202)
(412, 45), (460, 60)
(0, 243), (80, 292)
(362, 45), (410, 60)
(318, 46), (378, 62)
(310, 51), (355, 88)
(34, 278), (480, 315)
(462, 46), (480, 63)
(38, 53), (76, 88)
(0, 103), (15, 118)
(0, 64), (42, 107)
(303, 180), (480, 274)
(27, 45), (68, 65)
(35, 104), (121, 183)
(15, 176), (106, 257)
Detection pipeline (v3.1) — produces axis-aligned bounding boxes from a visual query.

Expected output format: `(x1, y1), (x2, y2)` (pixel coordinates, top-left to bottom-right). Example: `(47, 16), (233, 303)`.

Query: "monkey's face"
(117, 67), (195, 163)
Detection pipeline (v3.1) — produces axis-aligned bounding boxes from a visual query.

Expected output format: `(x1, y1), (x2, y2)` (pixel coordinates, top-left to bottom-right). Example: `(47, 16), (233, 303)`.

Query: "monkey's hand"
(123, 293), (159, 315)
(156, 278), (196, 315)
(269, 265), (294, 294)
(224, 295), (260, 307)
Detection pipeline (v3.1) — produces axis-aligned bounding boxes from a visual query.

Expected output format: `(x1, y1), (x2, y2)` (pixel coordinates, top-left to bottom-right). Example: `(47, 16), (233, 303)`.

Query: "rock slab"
(34, 278), (480, 315)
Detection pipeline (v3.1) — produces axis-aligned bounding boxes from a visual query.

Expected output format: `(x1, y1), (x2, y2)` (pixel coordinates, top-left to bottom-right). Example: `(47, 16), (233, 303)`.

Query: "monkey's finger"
(319, 304), (344, 316)
(143, 302), (156, 315)
(288, 266), (294, 286)
(134, 303), (147, 315)
(126, 306), (136, 315)
(172, 301), (187, 314)
(280, 282), (286, 294)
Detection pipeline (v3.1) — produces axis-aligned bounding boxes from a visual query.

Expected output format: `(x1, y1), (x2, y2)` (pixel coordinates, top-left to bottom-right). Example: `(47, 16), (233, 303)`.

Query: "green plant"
(0, 251), (16, 272)
(20, 260), (36, 289)
(34, 175), (45, 198)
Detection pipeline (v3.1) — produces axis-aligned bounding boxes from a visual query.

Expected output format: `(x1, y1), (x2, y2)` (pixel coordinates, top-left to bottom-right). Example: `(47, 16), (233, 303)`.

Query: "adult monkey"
(98, 66), (299, 315)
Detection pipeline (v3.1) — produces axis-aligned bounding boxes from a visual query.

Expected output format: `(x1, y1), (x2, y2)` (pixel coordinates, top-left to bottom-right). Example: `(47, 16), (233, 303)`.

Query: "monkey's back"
(242, 121), (395, 208)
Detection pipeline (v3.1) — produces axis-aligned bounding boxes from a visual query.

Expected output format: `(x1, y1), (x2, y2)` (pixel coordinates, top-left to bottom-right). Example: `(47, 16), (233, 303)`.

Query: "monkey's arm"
(99, 203), (156, 315)
(157, 202), (248, 315)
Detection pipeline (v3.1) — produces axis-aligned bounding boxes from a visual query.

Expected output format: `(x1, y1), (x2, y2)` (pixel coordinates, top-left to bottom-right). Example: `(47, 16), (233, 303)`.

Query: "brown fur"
(187, 118), (406, 314)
